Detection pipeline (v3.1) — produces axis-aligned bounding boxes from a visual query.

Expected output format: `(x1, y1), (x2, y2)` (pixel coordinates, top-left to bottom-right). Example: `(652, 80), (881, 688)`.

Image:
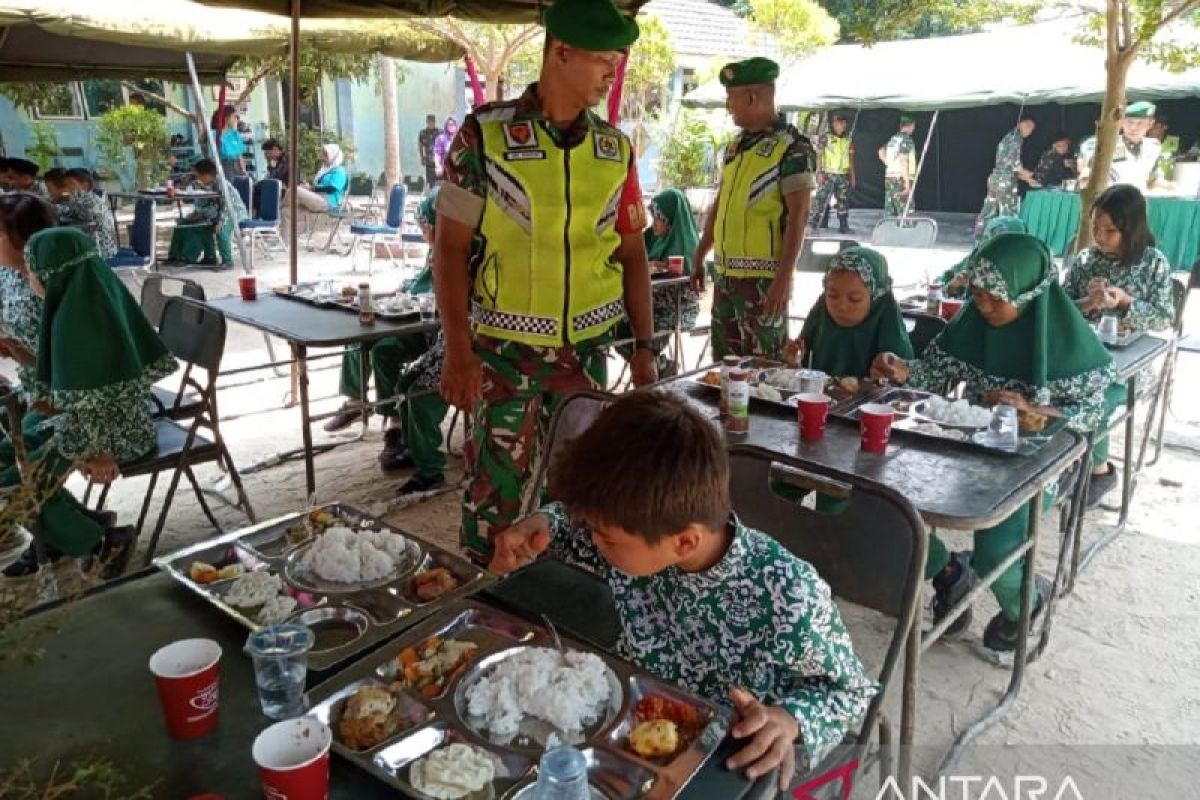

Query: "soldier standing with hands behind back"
(879, 115), (916, 216)
(433, 0), (656, 563)
(691, 58), (816, 361)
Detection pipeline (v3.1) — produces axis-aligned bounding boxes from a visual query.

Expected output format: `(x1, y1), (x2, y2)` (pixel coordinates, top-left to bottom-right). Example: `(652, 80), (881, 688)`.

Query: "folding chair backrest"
(349, 175), (374, 197)
(726, 445), (926, 742)
(130, 199), (156, 258)
(797, 238), (842, 273)
(385, 184), (407, 229)
(900, 309), (947, 358)
(258, 179), (282, 223)
(140, 275), (207, 329)
(231, 175), (252, 211)
(871, 217), (938, 248)
(159, 296), (226, 375)
(522, 390), (616, 515)
(1171, 277), (1187, 336)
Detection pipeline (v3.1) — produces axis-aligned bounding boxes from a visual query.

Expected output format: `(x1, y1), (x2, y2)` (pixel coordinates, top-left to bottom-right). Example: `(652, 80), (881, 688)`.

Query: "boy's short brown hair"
(550, 390), (731, 543)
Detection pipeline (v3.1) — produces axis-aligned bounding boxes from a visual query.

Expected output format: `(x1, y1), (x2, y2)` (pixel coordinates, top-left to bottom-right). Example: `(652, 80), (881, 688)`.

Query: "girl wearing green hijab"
(938, 215), (1027, 298)
(616, 189), (701, 376)
(789, 246), (914, 377)
(5, 228), (177, 569)
(873, 233), (1116, 662)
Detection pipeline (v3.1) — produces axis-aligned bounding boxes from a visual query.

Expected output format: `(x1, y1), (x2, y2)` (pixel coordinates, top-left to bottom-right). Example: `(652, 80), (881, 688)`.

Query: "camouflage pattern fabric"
(883, 177), (910, 216)
(710, 276), (787, 361)
(975, 128), (1024, 238)
(460, 334), (609, 561)
(810, 173), (851, 224)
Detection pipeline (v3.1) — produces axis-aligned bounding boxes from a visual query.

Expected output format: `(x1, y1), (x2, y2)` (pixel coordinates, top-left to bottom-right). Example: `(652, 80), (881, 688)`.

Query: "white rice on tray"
(224, 571), (284, 607)
(298, 526), (409, 583)
(465, 647), (612, 738)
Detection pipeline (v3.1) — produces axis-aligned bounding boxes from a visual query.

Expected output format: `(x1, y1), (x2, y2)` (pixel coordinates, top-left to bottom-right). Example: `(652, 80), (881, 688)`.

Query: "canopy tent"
(190, 0), (646, 21)
(683, 20), (1200, 111)
(0, 0), (464, 83)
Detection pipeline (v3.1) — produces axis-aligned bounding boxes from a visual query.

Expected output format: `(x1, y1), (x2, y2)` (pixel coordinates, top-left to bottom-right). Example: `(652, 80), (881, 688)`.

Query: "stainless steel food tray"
(154, 503), (491, 671)
(841, 387), (1068, 457)
(1103, 328), (1147, 349)
(690, 358), (883, 416)
(307, 599), (731, 800)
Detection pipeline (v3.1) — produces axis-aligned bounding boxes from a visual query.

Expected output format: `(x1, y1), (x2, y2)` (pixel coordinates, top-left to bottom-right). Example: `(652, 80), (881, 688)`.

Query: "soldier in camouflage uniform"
(691, 57), (816, 361)
(809, 113), (856, 234)
(974, 116), (1038, 238)
(878, 116), (916, 216)
(434, 0), (656, 562)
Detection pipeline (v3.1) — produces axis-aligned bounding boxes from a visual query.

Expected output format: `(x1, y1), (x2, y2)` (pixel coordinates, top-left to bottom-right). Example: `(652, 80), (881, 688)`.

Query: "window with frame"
(33, 83), (84, 119)
(82, 79), (125, 117)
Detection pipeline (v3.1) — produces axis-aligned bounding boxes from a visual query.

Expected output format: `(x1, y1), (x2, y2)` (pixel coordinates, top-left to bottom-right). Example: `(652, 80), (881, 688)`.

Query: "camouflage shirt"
(991, 128), (1024, 176)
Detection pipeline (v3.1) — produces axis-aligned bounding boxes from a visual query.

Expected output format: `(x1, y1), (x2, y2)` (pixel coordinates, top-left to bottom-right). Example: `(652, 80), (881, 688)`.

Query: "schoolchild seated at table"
(785, 246), (913, 376)
(1064, 184), (1174, 505)
(44, 168), (117, 259)
(872, 233), (1116, 662)
(489, 390), (877, 789)
(8, 158), (45, 198)
(937, 216), (1026, 299)
(166, 158), (248, 268)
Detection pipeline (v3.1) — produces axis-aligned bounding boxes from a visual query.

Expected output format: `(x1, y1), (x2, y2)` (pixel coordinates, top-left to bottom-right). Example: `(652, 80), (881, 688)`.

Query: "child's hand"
(783, 338), (805, 367)
(726, 687), (800, 790)
(869, 352), (908, 383)
(488, 513), (552, 575)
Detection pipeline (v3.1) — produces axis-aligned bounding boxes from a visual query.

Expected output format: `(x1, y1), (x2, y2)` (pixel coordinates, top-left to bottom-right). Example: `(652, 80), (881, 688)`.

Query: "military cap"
(833, 112), (849, 122)
(899, 114), (916, 125)
(8, 158), (38, 176)
(544, 0), (640, 51)
(1125, 101), (1156, 118)
(719, 57), (780, 88)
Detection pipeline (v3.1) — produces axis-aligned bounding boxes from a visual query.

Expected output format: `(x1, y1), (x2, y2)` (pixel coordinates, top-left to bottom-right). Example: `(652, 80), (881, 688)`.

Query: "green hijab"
(798, 246), (915, 377)
(26, 227), (172, 392)
(941, 215), (1027, 292)
(933, 232), (1112, 388)
(408, 186), (438, 296)
(644, 188), (699, 263)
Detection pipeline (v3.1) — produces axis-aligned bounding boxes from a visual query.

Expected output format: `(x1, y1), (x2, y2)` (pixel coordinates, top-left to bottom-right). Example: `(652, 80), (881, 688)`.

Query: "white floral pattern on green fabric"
(0, 266), (45, 398)
(57, 190), (118, 259)
(827, 251), (888, 299)
(908, 340), (1117, 433)
(541, 501), (877, 774)
(1064, 246), (1175, 332)
(967, 257), (1054, 310)
(24, 245), (96, 283)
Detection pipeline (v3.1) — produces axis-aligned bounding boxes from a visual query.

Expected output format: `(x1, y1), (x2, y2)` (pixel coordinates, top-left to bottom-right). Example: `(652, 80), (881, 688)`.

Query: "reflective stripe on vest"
(714, 132), (787, 280)
(822, 135), (851, 174)
(474, 114), (628, 347)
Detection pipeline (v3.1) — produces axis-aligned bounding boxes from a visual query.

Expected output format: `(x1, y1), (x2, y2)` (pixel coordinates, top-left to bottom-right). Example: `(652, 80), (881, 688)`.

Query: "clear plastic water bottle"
(532, 746), (590, 800)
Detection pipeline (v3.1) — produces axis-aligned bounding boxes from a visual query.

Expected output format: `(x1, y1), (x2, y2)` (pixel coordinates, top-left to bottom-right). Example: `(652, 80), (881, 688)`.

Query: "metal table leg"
(897, 609), (922, 788)
(293, 342), (317, 497)
(358, 343), (371, 437)
(1077, 375), (1139, 574)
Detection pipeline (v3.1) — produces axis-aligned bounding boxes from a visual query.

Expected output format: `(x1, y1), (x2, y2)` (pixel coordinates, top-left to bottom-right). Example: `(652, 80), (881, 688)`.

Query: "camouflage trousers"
(883, 177), (911, 216)
(810, 173), (851, 223)
(460, 334), (609, 562)
(974, 170), (1019, 238)
(710, 275), (788, 361)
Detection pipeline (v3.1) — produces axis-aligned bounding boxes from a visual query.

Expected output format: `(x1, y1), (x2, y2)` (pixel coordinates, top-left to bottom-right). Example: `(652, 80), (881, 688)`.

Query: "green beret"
(719, 57), (780, 88)
(899, 114), (915, 125)
(1125, 101), (1156, 118)
(545, 0), (639, 51)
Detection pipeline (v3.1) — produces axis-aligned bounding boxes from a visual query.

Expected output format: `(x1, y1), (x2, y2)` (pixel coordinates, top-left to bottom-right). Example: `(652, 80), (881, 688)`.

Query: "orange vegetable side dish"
(390, 636), (479, 699)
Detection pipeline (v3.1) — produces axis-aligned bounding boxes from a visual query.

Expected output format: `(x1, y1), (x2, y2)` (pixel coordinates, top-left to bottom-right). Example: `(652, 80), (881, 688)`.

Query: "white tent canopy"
(683, 20), (1200, 112)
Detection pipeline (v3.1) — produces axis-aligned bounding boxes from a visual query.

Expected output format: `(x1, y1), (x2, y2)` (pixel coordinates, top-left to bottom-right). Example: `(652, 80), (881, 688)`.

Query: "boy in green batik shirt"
(489, 391), (876, 791)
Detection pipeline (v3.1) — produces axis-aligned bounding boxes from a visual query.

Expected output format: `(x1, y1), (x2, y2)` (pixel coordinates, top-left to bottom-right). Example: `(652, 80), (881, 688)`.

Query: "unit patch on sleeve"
(594, 133), (622, 162)
(502, 121), (538, 149)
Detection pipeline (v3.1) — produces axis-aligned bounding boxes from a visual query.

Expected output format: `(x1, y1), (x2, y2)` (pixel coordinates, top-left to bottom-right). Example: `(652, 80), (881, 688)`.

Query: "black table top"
(1107, 333), (1170, 380)
(669, 380), (1085, 530)
(206, 294), (438, 348)
(6, 565), (758, 800)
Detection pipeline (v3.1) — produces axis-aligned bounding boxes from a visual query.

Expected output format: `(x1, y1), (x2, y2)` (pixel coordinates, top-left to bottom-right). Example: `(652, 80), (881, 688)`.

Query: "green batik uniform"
(615, 188), (701, 372)
(711, 116), (816, 360)
(168, 178), (249, 265)
(810, 131), (853, 228)
(974, 128), (1025, 239)
(1065, 244), (1175, 465)
(8, 229), (177, 556)
(908, 234), (1116, 621)
(0, 266), (46, 400)
(882, 131), (916, 216)
(437, 82), (639, 560)
(542, 501), (877, 774)
(56, 189), (118, 260)
(938, 216), (1027, 298)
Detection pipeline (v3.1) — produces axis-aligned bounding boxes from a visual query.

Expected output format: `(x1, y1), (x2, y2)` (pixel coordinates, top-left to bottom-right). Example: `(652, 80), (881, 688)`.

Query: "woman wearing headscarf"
(433, 118), (458, 179)
(788, 245), (914, 377)
(938, 215), (1027, 298)
(615, 188), (701, 376)
(282, 143), (350, 235)
(872, 233), (1116, 663)
(3, 228), (177, 581)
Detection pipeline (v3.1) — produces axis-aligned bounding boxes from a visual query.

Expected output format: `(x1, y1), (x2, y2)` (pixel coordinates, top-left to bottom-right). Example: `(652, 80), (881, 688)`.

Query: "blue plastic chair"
(348, 184), (407, 275)
(231, 175), (252, 213)
(238, 178), (286, 270)
(106, 198), (156, 270)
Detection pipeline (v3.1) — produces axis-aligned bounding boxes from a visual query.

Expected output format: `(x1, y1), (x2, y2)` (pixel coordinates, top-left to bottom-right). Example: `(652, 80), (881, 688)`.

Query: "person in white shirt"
(1080, 102), (1169, 193)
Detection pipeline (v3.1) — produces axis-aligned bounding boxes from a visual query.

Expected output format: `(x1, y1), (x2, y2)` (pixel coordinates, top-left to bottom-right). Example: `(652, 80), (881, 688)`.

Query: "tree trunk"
(379, 55), (401, 189)
(485, 71), (501, 102)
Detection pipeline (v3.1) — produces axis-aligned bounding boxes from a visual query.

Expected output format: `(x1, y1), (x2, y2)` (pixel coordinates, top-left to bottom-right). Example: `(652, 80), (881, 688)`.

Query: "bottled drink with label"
(358, 282), (375, 326)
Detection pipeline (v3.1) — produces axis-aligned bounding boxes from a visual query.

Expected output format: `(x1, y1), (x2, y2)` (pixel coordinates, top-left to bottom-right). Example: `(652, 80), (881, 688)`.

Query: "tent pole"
(186, 51), (248, 272)
(288, 0), (300, 286)
(901, 109), (938, 221)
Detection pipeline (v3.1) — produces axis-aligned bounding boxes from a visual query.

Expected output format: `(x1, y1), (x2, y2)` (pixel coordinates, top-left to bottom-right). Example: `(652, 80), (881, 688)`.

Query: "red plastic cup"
(858, 403), (896, 454)
(149, 638), (222, 739)
(796, 392), (832, 441)
(239, 274), (258, 301)
(253, 717), (332, 800)
(666, 255), (685, 275)
(938, 298), (964, 320)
